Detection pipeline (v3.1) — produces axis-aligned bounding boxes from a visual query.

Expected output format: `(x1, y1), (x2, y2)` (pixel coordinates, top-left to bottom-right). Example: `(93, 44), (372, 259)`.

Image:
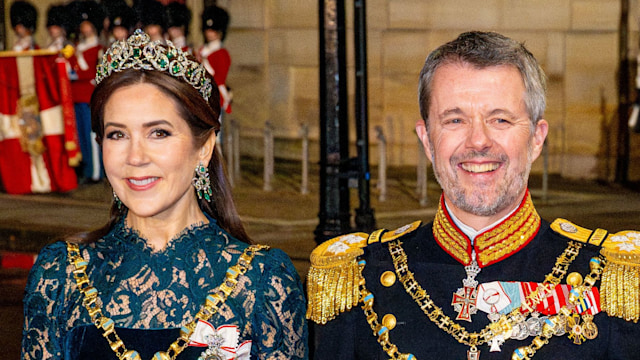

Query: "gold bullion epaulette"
(551, 218), (640, 322)
(306, 221), (422, 324)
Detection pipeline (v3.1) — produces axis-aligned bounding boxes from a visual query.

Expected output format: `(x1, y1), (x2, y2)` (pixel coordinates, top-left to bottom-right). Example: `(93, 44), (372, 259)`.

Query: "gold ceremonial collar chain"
(433, 190), (541, 268)
(66, 242), (268, 360)
(359, 239), (606, 360)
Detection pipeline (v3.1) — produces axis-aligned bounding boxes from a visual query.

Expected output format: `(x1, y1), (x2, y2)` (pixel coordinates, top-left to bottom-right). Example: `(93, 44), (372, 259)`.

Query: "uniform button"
(380, 271), (396, 287)
(382, 313), (397, 330)
(566, 272), (583, 286)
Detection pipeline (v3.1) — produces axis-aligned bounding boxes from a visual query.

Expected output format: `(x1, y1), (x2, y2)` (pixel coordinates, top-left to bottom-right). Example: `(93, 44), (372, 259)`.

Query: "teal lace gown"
(21, 219), (308, 359)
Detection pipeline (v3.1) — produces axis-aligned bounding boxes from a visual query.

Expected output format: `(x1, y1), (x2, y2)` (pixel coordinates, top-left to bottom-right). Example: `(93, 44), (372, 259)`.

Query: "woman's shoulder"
(32, 240), (70, 268)
(25, 240), (74, 293)
(213, 232), (298, 279)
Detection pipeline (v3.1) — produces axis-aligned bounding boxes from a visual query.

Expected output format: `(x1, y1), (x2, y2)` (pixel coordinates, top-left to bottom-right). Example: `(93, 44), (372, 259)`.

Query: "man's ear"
(530, 119), (548, 161)
(415, 119), (433, 162)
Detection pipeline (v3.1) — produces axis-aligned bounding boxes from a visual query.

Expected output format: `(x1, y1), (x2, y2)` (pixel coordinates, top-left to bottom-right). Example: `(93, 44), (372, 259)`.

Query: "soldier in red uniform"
(136, 0), (165, 43)
(10, 1), (39, 51)
(198, 5), (232, 115)
(45, 4), (73, 51)
(67, 1), (106, 183)
(102, 0), (137, 45)
(165, 2), (192, 54)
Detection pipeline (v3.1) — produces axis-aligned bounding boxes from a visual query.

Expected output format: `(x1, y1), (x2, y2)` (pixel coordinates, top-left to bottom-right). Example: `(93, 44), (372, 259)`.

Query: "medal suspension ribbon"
(67, 242), (269, 360)
(359, 240), (596, 360)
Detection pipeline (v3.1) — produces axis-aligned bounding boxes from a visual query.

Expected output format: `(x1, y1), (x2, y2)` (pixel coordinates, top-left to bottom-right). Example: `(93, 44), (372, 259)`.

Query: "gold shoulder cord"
(66, 242), (269, 360)
(359, 240), (606, 360)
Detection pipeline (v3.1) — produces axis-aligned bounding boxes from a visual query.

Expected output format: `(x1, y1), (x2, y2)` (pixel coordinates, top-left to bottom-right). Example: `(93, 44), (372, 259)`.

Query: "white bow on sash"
(189, 319), (252, 359)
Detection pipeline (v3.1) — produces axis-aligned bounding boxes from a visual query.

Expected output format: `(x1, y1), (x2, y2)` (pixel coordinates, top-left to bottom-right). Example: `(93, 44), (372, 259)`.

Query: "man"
(198, 5), (232, 115)
(102, 0), (136, 45)
(67, 0), (105, 183)
(10, 0), (38, 51)
(136, 0), (166, 43)
(45, 4), (73, 51)
(307, 31), (640, 359)
(165, 2), (192, 54)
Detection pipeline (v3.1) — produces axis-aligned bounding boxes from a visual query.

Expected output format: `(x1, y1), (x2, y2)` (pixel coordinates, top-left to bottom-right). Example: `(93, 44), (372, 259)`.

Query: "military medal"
(199, 332), (226, 360)
(452, 250), (481, 322)
(467, 346), (480, 360)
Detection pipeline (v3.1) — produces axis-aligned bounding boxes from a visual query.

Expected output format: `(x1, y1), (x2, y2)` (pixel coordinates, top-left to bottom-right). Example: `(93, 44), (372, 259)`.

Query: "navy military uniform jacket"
(308, 193), (640, 359)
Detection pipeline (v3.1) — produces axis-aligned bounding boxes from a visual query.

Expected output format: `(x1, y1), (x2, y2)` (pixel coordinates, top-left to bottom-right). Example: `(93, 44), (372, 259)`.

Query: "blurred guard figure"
(199, 5), (232, 115)
(10, 0), (39, 51)
(67, 0), (106, 183)
(307, 31), (640, 359)
(136, 0), (166, 43)
(46, 4), (73, 51)
(164, 2), (192, 54)
(102, 0), (137, 45)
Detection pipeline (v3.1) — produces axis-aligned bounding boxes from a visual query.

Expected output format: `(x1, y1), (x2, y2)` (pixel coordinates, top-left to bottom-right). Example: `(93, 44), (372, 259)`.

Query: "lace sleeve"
(21, 242), (70, 360)
(252, 248), (308, 360)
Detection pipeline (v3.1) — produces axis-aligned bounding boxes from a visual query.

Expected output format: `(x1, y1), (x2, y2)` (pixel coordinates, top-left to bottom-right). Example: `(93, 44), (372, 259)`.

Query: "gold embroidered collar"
(432, 190), (541, 267)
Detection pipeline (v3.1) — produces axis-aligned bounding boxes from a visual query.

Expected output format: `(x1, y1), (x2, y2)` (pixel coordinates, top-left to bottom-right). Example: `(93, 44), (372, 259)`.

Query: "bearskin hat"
(10, 1), (38, 32)
(201, 5), (229, 40)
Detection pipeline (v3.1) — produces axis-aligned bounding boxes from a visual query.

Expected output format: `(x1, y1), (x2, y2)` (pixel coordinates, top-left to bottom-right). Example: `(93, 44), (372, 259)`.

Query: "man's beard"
(431, 146), (532, 217)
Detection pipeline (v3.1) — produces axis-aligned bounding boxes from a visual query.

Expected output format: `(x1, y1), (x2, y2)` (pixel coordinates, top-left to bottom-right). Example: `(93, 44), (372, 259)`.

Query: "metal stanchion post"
(301, 123), (309, 195)
(225, 118), (234, 187)
(263, 121), (274, 191)
(232, 120), (241, 181)
(375, 126), (386, 202)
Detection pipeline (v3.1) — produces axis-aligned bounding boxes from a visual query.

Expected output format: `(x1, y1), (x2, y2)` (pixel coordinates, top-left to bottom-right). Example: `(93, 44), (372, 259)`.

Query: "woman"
(22, 30), (308, 360)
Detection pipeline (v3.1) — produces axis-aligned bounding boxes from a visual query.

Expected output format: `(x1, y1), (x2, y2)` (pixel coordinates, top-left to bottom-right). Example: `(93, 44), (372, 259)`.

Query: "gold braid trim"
(600, 230), (640, 323)
(433, 197), (470, 264)
(475, 193), (540, 266)
(433, 191), (539, 267)
(306, 232), (368, 324)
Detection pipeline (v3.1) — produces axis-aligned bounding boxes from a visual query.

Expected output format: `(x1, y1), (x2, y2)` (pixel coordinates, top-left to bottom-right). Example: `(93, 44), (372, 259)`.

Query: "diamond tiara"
(95, 29), (213, 102)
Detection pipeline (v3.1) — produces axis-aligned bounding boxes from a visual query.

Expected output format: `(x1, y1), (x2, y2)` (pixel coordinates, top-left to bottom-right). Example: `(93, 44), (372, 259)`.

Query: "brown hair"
(418, 31), (547, 133)
(72, 67), (251, 244)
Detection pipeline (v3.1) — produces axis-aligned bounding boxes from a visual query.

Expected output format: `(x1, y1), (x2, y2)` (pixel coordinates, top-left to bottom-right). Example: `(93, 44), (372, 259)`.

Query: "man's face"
(416, 62), (548, 229)
(14, 24), (29, 37)
(47, 25), (64, 39)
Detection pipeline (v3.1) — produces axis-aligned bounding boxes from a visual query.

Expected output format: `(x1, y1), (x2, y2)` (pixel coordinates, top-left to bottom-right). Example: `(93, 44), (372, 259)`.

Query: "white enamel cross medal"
(452, 251), (481, 322)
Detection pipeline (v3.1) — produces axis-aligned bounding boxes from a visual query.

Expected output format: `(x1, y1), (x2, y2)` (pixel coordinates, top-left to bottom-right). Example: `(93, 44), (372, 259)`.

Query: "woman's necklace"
(66, 242), (269, 360)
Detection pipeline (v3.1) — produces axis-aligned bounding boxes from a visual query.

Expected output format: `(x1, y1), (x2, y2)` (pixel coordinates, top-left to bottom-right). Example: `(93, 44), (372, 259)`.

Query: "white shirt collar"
(444, 201), (518, 244)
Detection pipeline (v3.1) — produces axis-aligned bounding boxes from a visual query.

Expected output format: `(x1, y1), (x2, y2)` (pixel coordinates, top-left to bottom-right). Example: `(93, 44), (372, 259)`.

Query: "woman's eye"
(105, 130), (125, 140)
(151, 129), (171, 138)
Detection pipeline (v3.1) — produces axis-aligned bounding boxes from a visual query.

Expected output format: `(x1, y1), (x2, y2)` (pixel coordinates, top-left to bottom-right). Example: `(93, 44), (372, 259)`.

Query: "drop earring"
(192, 162), (213, 202)
(113, 191), (122, 210)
